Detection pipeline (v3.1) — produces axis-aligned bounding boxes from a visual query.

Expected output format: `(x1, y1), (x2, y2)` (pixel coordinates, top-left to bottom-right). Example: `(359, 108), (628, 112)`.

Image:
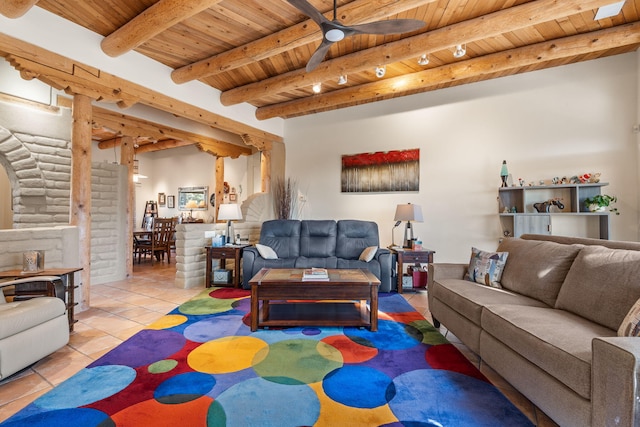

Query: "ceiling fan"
(288, 0), (426, 72)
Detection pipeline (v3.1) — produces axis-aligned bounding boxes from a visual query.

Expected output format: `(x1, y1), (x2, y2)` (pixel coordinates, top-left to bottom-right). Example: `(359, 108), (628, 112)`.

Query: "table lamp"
(394, 203), (424, 248)
(217, 203), (243, 244)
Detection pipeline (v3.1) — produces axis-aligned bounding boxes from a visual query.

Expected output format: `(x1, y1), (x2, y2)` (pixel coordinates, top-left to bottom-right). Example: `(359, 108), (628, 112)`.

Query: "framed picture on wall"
(158, 193), (166, 206)
(229, 193), (237, 202)
(167, 195), (175, 209)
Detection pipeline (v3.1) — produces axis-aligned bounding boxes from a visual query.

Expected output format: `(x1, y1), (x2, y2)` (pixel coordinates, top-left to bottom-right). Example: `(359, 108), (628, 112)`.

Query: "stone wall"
(175, 221), (261, 289)
(0, 99), (127, 286)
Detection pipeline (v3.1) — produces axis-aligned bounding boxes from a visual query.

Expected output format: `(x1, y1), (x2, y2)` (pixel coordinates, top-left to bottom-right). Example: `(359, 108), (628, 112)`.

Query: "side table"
(205, 245), (249, 288)
(0, 267), (82, 331)
(389, 247), (435, 294)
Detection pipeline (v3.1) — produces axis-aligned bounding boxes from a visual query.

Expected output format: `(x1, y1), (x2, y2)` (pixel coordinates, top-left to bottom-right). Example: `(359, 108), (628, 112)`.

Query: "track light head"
(418, 54), (429, 66)
(375, 65), (386, 78)
(453, 44), (466, 58)
(337, 75), (347, 85)
(312, 82), (322, 93)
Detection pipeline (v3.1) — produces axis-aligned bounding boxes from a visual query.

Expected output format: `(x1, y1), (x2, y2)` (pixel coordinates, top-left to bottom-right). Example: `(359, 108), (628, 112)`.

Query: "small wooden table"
(249, 268), (380, 332)
(0, 267), (82, 331)
(390, 247), (435, 293)
(205, 245), (249, 288)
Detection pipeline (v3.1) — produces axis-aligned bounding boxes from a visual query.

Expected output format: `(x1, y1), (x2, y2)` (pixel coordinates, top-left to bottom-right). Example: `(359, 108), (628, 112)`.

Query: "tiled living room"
(0, 1), (639, 426)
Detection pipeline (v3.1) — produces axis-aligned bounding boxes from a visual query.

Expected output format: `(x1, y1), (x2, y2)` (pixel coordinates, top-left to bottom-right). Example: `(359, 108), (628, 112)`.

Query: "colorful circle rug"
(1, 288), (533, 426)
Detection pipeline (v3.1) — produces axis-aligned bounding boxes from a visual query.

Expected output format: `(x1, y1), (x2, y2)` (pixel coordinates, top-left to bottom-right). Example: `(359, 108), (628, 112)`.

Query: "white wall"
(285, 52), (640, 263)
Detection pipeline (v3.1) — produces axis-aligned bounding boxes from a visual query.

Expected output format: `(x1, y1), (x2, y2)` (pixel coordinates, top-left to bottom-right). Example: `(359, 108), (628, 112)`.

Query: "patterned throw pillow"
(359, 246), (378, 262)
(465, 247), (509, 288)
(256, 244), (278, 260)
(618, 298), (640, 337)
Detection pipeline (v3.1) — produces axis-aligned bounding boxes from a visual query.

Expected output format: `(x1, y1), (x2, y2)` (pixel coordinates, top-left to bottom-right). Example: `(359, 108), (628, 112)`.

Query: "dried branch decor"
(272, 177), (299, 220)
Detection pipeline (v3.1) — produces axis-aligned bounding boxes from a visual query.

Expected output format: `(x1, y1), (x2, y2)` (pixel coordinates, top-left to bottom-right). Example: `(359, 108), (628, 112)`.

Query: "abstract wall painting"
(341, 148), (420, 193)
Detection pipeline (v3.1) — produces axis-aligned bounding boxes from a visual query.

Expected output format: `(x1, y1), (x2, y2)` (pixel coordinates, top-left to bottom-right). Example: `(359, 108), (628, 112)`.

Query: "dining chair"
(136, 217), (174, 265)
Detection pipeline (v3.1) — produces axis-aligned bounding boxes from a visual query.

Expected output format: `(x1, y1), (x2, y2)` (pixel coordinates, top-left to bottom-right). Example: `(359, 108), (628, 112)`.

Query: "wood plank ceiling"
(2, 0), (640, 152)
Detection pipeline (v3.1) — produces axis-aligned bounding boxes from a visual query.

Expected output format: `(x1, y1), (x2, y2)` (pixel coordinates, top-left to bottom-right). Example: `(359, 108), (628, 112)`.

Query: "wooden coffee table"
(249, 268), (380, 332)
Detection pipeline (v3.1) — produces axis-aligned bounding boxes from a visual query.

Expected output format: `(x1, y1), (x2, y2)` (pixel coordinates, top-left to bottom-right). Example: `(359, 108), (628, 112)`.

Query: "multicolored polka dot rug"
(2, 288), (534, 426)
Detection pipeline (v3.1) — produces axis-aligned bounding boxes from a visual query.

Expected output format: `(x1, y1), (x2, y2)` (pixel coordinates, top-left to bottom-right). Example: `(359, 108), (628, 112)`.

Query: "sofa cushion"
(618, 298), (640, 337)
(465, 247), (508, 288)
(556, 245), (640, 331)
(256, 244), (278, 259)
(300, 220), (337, 258)
(0, 297), (66, 340)
(359, 246), (378, 262)
(430, 278), (548, 326)
(481, 304), (616, 400)
(258, 220), (301, 259)
(336, 220), (380, 260)
(498, 238), (581, 307)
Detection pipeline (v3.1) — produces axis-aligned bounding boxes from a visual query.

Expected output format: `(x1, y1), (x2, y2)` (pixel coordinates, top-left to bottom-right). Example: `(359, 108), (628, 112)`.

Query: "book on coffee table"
(302, 268), (329, 280)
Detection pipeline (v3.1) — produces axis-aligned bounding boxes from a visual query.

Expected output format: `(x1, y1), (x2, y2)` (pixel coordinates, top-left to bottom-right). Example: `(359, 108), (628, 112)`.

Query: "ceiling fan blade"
(306, 39), (334, 72)
(349, 19), (425, 36)
(286, 0), (329, 27)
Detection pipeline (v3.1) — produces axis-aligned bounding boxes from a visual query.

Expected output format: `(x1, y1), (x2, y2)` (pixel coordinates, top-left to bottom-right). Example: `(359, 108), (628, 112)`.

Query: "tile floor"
(0, 263), (558, 426)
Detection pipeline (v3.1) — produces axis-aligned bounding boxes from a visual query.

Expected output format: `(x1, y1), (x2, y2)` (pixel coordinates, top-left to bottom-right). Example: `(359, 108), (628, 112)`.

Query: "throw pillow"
(256, 244), (278, 260)
(618, 298), (640, 337)
(465, 247), (509, 288)
(358, 246), (378, 262)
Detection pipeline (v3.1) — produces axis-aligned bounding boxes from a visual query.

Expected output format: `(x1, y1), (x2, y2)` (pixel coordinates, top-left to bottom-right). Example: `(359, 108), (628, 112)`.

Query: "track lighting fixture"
(312, 82), (322, 93)
(337, 75), (348, 85)
(418, 54), (429, 66)
(375, 65), (386, 78)
(453, 44), (466, 58)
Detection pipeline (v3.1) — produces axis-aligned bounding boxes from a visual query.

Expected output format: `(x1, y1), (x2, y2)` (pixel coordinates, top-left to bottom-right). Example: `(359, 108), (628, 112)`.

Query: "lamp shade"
(394, 203), (423, 222)
(218, 203), (243, 221)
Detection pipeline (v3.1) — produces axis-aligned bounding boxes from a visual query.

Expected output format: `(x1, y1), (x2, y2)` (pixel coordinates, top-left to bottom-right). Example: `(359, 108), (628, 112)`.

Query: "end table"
(205, 245), (249, 288)
(389, 247), (435, 293)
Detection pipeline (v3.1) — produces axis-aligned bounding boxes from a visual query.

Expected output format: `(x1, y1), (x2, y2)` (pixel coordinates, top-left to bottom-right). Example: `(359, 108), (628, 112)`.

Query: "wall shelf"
(498, 183), (610, 239)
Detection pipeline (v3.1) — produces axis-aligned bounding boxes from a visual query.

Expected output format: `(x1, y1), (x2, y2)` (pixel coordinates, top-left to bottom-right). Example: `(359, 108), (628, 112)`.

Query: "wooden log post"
(215, 157), (225, 219)
(261, 150), (271, 193)
(70, 94), (92, 310)
(120, 136), (135, 277)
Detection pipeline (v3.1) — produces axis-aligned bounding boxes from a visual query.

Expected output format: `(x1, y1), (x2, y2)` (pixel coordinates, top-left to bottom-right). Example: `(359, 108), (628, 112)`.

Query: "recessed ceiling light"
(594, 1), (626, 20)
(375, 65), (386, 78)
(312, 82), (322, 93)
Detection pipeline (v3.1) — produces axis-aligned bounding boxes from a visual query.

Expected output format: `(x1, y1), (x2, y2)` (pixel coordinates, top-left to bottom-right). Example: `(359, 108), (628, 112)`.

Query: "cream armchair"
(0, 276), (69, 379)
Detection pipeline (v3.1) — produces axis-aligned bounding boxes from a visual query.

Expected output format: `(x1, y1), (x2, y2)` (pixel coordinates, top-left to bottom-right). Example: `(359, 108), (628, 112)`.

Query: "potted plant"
(584, 194), (619, 215)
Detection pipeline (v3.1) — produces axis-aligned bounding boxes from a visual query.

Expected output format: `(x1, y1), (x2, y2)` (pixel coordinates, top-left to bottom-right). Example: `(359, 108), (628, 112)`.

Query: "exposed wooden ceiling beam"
(101, 0), (224, 57)
(93, 107), (252, 158)
(256, 22), (640, 119)
(0, 32), (283, 144)
(171, 0), (436, 84)
(0, 0), (39, 18)
(220, 0), (614, 107)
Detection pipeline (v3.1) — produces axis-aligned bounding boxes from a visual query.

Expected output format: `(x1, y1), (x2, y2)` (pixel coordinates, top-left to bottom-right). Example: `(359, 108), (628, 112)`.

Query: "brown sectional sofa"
(428, 234), (640, 427)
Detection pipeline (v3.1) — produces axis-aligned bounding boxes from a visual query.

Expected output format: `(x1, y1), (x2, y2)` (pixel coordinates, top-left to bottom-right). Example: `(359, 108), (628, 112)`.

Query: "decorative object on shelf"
(22, 250), (44, 272)
(533, 198), (565, 213)
(585, 194), (619, 215)
(167, 195), (175, 209)
(394, 203), (424, 248)
(500, 161), (509, 187)
(218, 203), (243, 244)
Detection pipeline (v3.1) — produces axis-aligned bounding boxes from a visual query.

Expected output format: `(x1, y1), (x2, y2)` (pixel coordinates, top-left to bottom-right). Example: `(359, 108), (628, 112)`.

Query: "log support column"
(120, 136), (135, 277)
(261, 150), (271, 193)
(215, 157), (225, 219)
(70, 94), (92, 310)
